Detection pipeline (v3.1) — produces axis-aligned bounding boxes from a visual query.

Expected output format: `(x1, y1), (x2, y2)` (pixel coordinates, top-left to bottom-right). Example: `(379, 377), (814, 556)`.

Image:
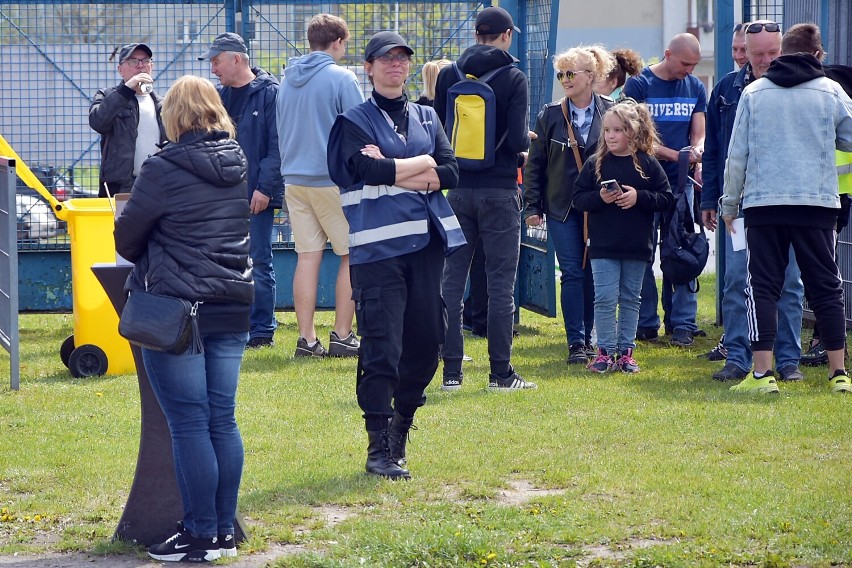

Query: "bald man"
(732, 24), (748, 68)
(624, 33), (707, 347)
(700, 20), (804, 383)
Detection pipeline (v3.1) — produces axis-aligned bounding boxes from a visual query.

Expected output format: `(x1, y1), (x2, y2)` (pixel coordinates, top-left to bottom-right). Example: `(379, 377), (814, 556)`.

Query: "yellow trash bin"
(56, 198), (134, 377)
(1, 133), (132, 377)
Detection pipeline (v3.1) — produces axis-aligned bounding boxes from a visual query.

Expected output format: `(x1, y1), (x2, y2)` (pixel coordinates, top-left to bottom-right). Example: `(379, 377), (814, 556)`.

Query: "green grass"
(1, 276), (850, 567)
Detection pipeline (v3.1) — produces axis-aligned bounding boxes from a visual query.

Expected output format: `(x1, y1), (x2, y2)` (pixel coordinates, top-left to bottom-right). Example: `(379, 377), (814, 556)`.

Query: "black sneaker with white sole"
(148, 524), (219, 563)
(801, 340), (828, 366)
(698, 335), (727, 361)
(295, 337), (328, 358)
(218, 533), (237, 558)
(487, 367), (537, 391)
(246, 336), (274, 349)
(328, 330), (360, 357)
(442, 372), (463, 391)
(567, 343), (590, 365)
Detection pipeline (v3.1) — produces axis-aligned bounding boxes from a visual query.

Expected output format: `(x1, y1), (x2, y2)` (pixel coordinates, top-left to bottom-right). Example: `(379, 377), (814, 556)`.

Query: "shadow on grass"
(240, 472), (401, 515)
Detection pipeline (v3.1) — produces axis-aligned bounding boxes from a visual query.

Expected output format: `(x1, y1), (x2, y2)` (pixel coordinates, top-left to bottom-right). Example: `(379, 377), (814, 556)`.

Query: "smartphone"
(601, 179), (622, 193)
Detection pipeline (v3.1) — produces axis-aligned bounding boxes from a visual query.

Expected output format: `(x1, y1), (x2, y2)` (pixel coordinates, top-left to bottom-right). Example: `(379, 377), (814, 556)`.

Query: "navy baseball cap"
(199, 32), (248, 60)
(118, 43), (152, 64)
(475, 7), (521, 35)
(364, 31), (414, 61)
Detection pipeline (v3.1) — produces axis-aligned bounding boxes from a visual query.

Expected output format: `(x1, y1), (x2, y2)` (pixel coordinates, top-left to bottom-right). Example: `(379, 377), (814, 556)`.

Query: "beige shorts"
(285, 184), (350, 255)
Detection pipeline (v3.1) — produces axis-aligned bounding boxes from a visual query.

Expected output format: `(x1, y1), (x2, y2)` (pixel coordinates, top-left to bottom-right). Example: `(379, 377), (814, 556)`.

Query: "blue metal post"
(715, 0), (735, 82)
(820, 0), (830, 63)
(499, 0), (521, 63)
(225, 0), (236, 33)
(545, 0), (560, 105)
(713, 0), (736, 325)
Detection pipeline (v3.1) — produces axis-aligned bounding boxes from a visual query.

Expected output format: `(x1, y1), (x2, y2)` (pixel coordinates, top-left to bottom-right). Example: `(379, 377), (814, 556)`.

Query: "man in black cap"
(434, 6), (535, 391)
(200, 32), (283, 349)
(89, 43), (166, 197)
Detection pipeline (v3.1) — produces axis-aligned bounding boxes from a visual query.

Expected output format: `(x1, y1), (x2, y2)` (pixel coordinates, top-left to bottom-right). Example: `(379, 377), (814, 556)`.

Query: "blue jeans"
(638, 219), (661, 330)
(639, 187), (698, 333)
(548, 209), (594, 347)
(723, 227), (803, 372)
(250, 208), (276, 340)
(443, 186), (521, 377)
(142, 331), (249, 539)
(591, 258), (646, 353)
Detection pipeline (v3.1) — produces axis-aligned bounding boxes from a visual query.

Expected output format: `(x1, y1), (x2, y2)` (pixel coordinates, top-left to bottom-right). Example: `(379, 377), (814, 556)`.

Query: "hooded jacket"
(277, 52), (364, 187)
(218, 68), (283, 207)
(433, 44), (530, 189)
(114, 130), (254, 330)
(721, 54), (852, 225)
(89, 82), (166, 194)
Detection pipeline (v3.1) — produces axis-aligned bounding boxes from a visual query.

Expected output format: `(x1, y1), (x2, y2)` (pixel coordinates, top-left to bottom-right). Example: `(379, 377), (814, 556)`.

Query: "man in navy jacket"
(201, 32), (283, 348)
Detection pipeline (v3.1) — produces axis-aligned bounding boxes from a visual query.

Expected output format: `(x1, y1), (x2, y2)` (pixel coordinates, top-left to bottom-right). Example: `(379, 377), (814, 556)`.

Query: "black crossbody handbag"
(119, 289), (203, 355)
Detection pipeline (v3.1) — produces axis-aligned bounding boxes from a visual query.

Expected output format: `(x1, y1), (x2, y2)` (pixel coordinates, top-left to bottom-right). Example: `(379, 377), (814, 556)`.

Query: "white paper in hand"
(730, 218), (746, 251)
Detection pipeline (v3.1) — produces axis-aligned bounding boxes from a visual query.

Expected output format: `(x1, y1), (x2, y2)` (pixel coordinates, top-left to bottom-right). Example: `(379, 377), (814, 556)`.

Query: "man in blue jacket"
(201, 33), (283, 348)
(700, 21), (804, 383)
(277, 14), (364, 359)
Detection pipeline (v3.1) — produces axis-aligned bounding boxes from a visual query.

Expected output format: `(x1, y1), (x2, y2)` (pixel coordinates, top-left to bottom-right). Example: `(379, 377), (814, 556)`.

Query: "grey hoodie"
(276, 51), (364, 186)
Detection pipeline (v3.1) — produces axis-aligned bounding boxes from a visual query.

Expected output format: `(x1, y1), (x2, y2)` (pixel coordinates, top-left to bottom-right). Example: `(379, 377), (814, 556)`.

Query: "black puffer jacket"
(89, 82), (166, 194)
(524, 94), (613, 222)
(114, 130), (254, 312)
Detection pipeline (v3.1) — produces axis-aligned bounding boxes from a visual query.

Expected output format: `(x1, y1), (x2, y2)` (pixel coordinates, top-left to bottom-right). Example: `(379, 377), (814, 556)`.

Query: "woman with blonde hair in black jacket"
(115, 75), (253, 563)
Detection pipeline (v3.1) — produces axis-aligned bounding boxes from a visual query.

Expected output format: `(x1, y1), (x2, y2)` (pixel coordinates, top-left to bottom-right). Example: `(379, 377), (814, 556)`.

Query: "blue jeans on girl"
(591, 258), (646, 353)
(142, 331), (249, 539)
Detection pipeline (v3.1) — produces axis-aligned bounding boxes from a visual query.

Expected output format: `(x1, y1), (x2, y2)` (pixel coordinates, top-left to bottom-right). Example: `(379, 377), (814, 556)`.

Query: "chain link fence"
(0, 0), (556, 252)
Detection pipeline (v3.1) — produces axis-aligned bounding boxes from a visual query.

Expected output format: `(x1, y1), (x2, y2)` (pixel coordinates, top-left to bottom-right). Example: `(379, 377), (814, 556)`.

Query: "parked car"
(16, 165), (97, 203)
(17, 194), (59, 240)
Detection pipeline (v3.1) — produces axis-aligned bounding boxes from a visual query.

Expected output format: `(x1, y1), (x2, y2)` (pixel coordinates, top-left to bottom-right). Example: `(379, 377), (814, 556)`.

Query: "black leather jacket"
(114, 130), (254, 307)
(89, 82), (166, 194)
(524, 94), (613, 222)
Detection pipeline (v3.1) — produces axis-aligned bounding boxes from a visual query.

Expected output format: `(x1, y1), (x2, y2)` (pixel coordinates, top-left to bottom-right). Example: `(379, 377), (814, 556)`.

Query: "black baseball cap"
(118, 43), (152, 64)
(475, 6), (521, 35)
(199, 32), (248, 60)
(364, 31), (414, 61)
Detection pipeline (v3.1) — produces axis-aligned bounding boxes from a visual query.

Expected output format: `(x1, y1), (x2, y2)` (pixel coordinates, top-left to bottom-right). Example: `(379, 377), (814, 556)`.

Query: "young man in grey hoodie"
(276, 14), (364, 358)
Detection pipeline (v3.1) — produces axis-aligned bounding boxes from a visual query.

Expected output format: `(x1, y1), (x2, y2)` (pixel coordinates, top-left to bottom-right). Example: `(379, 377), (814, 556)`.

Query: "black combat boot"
(386, 412), (415, 467)
(365, 429), (410, 479)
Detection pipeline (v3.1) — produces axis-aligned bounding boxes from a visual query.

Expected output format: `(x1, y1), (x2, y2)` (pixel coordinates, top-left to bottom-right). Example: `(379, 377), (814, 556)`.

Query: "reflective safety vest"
(839, 150), (852, 195)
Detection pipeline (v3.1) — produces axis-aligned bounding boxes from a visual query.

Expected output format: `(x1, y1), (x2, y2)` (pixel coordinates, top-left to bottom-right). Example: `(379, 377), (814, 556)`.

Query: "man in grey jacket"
(721, 23), (852, 395)
(276, 14), (363, 358)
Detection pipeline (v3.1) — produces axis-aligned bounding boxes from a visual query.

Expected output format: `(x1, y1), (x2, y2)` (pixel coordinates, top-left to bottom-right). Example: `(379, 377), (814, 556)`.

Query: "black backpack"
(660, 148), (709, 289)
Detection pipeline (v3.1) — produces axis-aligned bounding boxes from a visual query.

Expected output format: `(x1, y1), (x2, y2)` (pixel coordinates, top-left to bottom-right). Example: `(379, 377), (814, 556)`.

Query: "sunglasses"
(737, 22), (781, 34)
(374, 52), (411, 64)
(556, 69), (591, 82)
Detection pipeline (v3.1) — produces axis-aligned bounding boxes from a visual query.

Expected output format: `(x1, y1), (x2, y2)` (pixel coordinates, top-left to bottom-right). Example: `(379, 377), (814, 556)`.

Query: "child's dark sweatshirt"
(573, 151), (673, 261)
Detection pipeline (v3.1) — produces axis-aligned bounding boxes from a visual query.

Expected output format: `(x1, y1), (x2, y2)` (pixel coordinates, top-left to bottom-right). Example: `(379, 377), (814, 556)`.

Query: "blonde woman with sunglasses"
(523, 45), (615, 366)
